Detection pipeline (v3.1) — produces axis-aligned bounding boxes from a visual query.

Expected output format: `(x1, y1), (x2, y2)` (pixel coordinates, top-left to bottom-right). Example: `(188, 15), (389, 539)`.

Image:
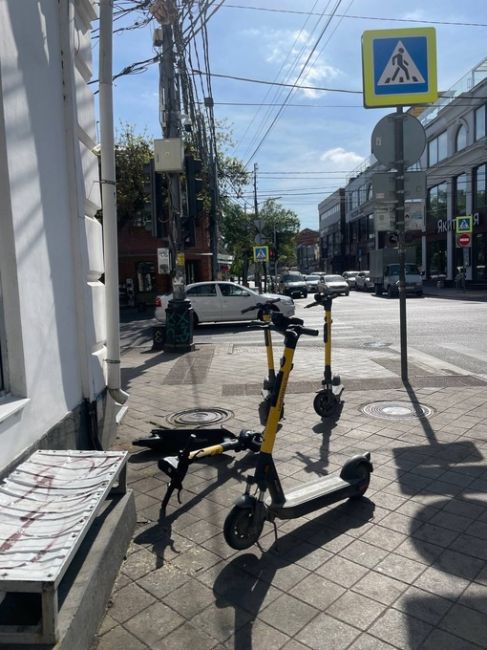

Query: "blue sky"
(95, 1), (487, 231)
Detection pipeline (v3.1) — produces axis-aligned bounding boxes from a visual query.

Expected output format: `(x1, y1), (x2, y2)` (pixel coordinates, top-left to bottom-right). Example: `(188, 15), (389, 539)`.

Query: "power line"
(221, 4), (487, 28)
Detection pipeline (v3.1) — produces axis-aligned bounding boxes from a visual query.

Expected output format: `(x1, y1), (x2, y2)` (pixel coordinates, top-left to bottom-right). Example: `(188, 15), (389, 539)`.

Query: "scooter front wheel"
(349, 463), (371, 499)
(223, 505), (265, 550)
(313, 390), (339, 418)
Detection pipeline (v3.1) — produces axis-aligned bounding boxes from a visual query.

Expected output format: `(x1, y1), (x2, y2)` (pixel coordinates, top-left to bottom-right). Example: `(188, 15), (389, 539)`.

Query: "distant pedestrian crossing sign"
(456, 216), (473, 234)
(362, 28), (437, 108)
(253, 245), (269, 262)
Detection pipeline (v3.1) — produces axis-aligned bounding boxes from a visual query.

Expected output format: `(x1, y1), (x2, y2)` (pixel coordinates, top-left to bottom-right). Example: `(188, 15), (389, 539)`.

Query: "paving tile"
(458, 581), (487, 614)
(259, 593), (319, 637)
(338, 538), (389, 569)
(413, 565), (470, 600)
(95, 624), (147, 650)
(374, 552), (426, 584)
(295, 613), (360, 650)
(224, 619), (290, 650)
(439, 602), (487, 647)
(125, 601), (185, 646)
(289, 573), (346, 610)
(152, 620), (217, 650)
(316, 555), (369, 587)
(171, 543), (222, 576)
(326, 590), (386, 630)
(359, 524), (407, 552)
(421, 628), (482, 650)
(121, 547), (159, 581)
(352, 570), (407, 606)
(136, 563), (190, 600)
(392, 585), (452, 625)
(367, 608), (432, 649)
(394, 537), (443, 566)
(162, 579), (215, 619)
(108, 582), (156, 624)
(191, 602), (254, 643)
(347, 633), (397, 649)
(449, 532), (487, 561)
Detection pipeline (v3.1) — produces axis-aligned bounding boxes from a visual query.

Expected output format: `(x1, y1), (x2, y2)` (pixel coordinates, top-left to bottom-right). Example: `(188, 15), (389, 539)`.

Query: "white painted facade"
(0, 0), (110, 471)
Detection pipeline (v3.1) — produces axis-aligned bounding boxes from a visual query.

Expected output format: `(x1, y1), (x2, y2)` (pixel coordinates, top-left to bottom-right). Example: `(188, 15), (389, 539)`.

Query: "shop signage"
(436, 214), (480, 233)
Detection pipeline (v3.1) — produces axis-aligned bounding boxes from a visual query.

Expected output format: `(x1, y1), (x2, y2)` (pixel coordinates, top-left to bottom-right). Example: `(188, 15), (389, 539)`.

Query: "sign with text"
(157, 247), (170, 274)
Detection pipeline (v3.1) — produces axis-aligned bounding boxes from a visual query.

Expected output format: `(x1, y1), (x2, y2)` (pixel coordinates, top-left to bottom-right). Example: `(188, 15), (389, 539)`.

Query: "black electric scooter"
(223, 315), (373, 550)
(158, 430), (261, 513)
(305, 291), (344, 418)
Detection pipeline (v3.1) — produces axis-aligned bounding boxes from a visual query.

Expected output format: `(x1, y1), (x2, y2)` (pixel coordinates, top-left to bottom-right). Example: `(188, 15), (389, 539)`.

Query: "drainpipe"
(99, 0), (128, 405)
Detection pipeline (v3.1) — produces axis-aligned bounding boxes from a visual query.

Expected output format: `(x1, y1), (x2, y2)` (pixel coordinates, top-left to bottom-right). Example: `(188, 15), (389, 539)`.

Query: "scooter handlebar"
(304, 301), (318, 309)
(299, 326), (319, 337)
(241, 297), (280, 314)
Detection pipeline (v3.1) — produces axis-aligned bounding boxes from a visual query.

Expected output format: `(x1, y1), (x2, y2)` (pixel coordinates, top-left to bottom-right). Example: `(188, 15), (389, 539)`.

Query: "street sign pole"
(394, 107), (408, 383)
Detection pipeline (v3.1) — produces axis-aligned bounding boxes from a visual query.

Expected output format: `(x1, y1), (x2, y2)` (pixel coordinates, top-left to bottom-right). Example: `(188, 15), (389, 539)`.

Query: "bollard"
(163, 299), (195, 353)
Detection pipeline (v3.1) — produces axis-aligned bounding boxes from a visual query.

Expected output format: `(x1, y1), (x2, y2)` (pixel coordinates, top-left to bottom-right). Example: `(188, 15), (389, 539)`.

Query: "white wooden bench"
(0, 449), (128, 645)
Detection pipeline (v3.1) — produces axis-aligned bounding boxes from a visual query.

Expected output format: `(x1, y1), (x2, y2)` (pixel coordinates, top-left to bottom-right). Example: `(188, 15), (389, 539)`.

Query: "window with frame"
(455, 125), (467, 152)
(218, 283), (250, 297)
(453, 174), (467, 216)
(427, 182), (447, 230)
(428, 131), (447, 166)
(475, 105), (486, 141)
(187, 284), (217, 297)
(474, 163), (486, 210)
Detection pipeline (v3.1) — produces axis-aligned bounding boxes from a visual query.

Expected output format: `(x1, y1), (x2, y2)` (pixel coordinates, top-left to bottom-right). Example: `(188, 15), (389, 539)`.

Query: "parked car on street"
(355, 271), (374, 291)
(342, 270), (360, 289)
(278, 273), (308, 298)
(322, 274), (350, 296)
(304, 274), (323, 292)
(154, 281), (294, 325)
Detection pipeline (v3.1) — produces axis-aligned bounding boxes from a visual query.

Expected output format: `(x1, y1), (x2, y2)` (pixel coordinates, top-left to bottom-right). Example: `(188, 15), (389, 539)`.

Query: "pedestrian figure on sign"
(385, 47), (420, 84)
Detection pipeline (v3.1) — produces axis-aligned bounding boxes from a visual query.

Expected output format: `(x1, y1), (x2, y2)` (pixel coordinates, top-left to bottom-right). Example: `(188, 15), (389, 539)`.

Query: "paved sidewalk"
(93, 327), (487, 650)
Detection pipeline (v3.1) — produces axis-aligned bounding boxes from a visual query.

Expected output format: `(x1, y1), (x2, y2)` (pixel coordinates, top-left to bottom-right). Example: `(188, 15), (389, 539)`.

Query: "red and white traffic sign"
(457, 233), (471, 248)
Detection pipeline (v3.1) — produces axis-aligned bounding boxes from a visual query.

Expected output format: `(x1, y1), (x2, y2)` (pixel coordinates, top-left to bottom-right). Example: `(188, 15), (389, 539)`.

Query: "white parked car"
(321, 275), (350, 296)
(342, 270), (360, 289)
(355, 271), (374, 291)
(304, 274), (323, 292)
(155, 281), (295, 325)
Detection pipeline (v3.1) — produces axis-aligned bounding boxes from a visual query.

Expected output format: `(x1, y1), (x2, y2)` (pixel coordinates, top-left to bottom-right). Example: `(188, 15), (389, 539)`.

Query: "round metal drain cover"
(166, 407), (234, 427)
(361, 401), (433, 420)
(362, 341), (391, 349)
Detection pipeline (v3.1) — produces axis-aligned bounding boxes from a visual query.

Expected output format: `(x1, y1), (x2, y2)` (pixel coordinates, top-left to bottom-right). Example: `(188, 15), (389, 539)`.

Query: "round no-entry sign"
(458, 233), (471, 247)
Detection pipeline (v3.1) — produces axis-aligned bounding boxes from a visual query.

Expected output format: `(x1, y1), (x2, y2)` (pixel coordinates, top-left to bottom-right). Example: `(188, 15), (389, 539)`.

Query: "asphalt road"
(120, 291), (487, 376)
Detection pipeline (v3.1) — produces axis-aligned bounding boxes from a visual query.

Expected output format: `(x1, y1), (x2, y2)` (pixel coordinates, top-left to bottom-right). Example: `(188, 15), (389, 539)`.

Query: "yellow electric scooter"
(223, 314), (372, 550)
(305, 291), (344, 418)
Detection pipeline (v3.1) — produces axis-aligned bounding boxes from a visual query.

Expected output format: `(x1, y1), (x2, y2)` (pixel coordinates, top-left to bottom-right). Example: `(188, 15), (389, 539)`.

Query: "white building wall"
(0, 0), (107, 469)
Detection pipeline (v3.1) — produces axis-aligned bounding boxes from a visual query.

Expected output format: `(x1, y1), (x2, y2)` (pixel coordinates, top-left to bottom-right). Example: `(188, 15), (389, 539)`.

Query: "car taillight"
(155, 297), (162, 307)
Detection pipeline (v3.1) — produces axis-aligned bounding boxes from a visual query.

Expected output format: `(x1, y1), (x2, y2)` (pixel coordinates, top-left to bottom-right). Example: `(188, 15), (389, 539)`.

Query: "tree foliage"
(114, 123), (153, 229)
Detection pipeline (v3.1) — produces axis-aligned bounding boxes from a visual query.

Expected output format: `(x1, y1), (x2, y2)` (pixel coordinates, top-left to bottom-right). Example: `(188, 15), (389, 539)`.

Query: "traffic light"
(185, 155), (204, 219)
(269, 246), (276, 260)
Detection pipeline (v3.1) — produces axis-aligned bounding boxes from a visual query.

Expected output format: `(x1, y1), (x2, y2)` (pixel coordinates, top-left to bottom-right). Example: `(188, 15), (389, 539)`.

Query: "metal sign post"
(394, 108), (408, 382)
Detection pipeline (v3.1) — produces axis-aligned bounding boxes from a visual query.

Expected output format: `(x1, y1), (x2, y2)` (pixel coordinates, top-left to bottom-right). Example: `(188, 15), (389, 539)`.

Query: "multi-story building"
(418, 57), (487, 286)
(317, 57), (487, 287)
(296, 228), (320, 273)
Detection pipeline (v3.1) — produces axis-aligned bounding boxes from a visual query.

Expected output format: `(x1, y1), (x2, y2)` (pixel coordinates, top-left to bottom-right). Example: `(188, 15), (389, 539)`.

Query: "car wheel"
(387, 285), (395, 299)
(302, 290), (308, 298)
(192, 311), (199, 327)
(344, 290), (349, 296)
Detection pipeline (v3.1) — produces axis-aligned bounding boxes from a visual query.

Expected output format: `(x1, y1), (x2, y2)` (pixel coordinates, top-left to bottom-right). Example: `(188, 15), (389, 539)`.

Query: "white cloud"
(319, 147), (365, 169)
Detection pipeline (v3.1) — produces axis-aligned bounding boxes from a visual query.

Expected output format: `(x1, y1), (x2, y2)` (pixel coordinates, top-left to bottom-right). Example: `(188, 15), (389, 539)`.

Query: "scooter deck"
(266, 474), (360, 519)
(133, 427), (237, 453)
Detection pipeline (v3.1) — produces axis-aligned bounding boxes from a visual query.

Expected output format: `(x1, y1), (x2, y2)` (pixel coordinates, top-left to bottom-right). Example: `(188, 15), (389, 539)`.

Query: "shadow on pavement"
(212, 498), (375, 650)
(391, 380), (487, 647)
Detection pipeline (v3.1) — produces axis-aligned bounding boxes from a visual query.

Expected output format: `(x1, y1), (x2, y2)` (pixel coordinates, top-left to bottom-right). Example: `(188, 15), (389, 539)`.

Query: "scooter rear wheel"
(223, 505), (264, 550)
(313, 390), (339, 418)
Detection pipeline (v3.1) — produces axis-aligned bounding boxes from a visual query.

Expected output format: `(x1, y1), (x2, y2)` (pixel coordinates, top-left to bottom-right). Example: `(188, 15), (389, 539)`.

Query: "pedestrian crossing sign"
(253, 245), (269, 262)
(362, 28), (437, 108)
(456, 216), (473, 234)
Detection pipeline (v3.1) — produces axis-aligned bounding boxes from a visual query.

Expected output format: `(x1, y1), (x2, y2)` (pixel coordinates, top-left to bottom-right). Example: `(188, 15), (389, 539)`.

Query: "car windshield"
(388, 264), (419, 275)
(283, 275), (302, 282)
(306, 275), (321, 281)
(325, 275), (344, 282)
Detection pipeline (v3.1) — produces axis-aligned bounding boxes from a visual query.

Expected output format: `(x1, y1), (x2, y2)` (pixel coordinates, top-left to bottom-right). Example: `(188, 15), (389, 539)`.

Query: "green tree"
(259, 199), (300, 267)
(114, 123), (153, 229)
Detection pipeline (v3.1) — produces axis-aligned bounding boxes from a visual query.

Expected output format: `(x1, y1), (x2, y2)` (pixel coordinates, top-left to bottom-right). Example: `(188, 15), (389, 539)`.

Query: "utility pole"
(253, 163), (263, 293)
(151, 0), (194, 352)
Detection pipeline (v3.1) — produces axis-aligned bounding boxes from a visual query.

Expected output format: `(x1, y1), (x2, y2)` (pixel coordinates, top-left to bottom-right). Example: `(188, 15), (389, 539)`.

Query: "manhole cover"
(362, 341), (392, 349)
(361, 401), (433, 420)
(166, 407), (234, 427)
